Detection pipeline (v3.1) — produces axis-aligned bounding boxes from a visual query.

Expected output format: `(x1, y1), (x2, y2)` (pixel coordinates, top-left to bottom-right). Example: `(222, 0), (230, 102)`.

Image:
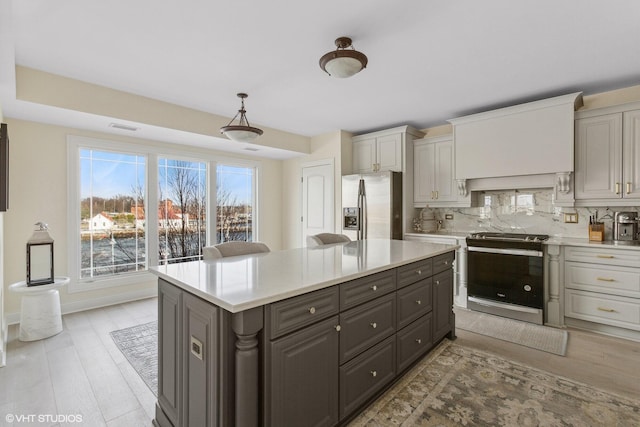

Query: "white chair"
(306, 233), (351, 247)
(203, 241), (270, 260)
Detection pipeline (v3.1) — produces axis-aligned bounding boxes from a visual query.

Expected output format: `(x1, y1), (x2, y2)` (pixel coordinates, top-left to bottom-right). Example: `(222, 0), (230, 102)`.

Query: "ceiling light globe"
(221, 127), (262, 143)
(324, 57), (365, 78)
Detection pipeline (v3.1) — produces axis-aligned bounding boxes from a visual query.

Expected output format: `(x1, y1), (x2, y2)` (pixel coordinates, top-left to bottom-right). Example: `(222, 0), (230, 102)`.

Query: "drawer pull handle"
(615, 182), (620, 194)
(627, 182), (632, 194)
(370, 322), (377, 329)
(596, 277), (615, 282)
(370, 370), (377, 377)
(335, 325), (341, 332)
(597, 255), (614, 259)
(416, 338), (422, 344)
(416, 269), (422, 275)
(371, 285), (377, 291)
(416, 300), (422, 305)
(597, 307), (617, 313)
(308, 307), (316, 314)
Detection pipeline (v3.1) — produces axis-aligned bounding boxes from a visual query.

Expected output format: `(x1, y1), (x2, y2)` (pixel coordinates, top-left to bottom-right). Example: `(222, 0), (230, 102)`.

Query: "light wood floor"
(1, 298), (638, 427)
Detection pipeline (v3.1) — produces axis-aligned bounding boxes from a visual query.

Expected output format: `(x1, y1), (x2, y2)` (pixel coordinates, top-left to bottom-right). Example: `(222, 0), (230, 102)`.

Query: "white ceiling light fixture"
(319, 36), (368, 78)
(220, 93), (263, 143)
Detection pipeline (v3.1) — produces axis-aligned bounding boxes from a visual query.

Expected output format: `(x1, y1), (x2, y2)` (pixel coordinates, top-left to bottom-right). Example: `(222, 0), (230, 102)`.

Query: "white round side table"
(9, 277), (70, 341)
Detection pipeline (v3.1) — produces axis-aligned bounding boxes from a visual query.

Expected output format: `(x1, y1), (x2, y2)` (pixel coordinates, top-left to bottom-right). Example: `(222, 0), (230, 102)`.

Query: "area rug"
(349, 339), (640, 426)
(455, 308), (569, 356)
(110, 321), (158, 396)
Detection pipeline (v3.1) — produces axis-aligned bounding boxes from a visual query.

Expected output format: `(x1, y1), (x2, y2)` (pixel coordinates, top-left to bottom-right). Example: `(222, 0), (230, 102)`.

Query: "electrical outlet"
(445, 214), (454, 220)
(563, 213), (578, 223)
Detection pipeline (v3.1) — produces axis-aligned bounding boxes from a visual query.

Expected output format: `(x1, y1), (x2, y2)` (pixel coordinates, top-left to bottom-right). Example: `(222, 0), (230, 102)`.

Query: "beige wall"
(2, 118), (284, 318)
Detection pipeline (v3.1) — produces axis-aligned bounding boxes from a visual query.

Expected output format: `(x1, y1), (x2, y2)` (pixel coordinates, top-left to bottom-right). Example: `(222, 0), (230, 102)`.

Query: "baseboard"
(5, 287), (158, 325)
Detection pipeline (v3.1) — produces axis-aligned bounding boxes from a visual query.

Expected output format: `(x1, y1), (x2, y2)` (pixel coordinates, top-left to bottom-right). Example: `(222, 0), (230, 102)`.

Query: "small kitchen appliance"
(613, 211), (639, 241)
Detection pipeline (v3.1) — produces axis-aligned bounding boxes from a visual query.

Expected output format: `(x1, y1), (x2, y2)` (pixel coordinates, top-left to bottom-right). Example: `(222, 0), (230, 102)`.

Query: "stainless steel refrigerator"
(342, 171), (403, 240)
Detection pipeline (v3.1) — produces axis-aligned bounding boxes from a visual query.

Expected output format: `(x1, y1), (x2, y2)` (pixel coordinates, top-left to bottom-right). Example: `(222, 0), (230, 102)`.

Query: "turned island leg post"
(232, 307), (264, 427)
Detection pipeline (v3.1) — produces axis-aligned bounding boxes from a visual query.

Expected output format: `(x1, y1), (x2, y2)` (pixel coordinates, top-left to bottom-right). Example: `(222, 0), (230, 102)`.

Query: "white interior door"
(302, 161), (334, 247)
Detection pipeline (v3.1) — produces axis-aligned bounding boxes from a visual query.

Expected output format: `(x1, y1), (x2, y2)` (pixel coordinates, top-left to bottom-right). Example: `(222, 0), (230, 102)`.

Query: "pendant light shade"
(319, 37), (368, 78)
(220, 93), (263, 143)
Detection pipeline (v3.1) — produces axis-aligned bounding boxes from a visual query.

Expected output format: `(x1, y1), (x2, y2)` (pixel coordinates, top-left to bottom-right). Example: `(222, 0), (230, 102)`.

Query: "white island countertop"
(150, 239), (459, 313)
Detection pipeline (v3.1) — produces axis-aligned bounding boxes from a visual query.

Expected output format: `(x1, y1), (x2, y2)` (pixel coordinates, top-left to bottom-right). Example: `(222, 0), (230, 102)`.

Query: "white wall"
(2, 118), (284, 319)
(0, 104), (5, 365)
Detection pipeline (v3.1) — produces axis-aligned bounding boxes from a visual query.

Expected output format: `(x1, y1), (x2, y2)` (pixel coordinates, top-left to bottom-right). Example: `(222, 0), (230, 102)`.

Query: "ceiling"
(2, 0), (640, 158)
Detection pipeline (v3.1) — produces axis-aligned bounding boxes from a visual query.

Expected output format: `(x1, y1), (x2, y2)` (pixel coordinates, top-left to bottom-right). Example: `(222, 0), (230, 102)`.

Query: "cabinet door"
(268, 316), (339, 427)
(182, 292), (219, 427)
(158, 280), (183, 427)
(575, 114), (622, 200)
(353, 138), (376, 173)
(377, 133), (403, 172)
(623, 109), (640, 199)
(433, 269), (454, 342)
(434, 140), (456, 202)
(413, 141), (434, 204)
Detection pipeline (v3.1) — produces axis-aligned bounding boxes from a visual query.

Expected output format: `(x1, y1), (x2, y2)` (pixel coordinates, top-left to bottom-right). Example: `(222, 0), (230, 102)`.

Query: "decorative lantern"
(26, 222), (54, 286)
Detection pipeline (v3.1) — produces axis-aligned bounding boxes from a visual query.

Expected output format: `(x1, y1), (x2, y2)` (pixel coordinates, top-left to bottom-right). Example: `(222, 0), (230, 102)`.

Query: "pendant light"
(319, 37), (368, 78)
(220, 93), (263, 143)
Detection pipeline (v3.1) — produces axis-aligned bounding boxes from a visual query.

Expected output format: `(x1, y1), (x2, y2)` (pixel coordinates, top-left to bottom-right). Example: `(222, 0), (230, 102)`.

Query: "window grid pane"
(80, 149), (146, 278)
(216, 165), (254, 243)
(158, 158), (207, 265)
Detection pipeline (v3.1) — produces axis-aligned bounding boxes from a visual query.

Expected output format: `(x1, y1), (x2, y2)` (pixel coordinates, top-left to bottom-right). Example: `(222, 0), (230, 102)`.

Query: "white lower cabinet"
(564, 246), (640, 332)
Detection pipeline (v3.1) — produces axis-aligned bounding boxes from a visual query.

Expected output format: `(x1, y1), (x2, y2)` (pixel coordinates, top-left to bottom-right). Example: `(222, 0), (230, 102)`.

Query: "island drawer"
(267, 286), (340, 339)
(433, 252), (455, 274)
(397, 258), (433, 289)
(339, 335), (396, 419)
(397, 278), (432, 329)
(340, 269), (396, 310)
(339, 293), (396, 363)
(397, 313), (432, 373)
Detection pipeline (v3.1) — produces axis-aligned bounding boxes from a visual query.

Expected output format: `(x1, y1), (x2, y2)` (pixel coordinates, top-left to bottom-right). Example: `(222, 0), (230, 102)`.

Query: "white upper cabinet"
(575, 108), (640, 204)
(351, 126), (423, 174)
(413, 135), (456, 207)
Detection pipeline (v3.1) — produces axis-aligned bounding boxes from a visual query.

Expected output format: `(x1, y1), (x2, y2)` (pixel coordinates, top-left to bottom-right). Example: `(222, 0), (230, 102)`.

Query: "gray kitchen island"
(150, 238), (458, 427)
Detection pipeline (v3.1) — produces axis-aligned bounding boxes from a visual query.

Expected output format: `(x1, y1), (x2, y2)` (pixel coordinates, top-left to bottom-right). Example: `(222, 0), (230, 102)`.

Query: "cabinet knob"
(370, 322), (377, 329)
(308, 307), (316, 314)
(444, 261), (449, 265)
(416, 300), (422, 305)
(335, 325), (341, 332)
(370, 370), (377, 377)
(436, 280), (440, 285)
(371, 285), (377, 291)
(415, 338), (422, 344)
(416, 269), (422, 275)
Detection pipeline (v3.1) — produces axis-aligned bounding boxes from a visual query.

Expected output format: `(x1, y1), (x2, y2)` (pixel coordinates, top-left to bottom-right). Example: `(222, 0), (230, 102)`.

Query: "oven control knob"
(524, 284), (532, 292)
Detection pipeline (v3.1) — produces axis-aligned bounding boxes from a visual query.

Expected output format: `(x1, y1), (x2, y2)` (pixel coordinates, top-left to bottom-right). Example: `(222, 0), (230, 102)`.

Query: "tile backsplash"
(415, 188), (640, 240)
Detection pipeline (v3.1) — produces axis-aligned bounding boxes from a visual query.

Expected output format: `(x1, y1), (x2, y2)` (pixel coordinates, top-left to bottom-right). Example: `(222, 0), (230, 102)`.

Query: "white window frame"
(67, 135), (261, 292)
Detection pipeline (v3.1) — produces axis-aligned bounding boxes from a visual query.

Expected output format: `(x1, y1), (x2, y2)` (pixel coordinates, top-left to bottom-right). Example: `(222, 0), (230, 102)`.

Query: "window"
(79, 149), (146, 278)
(68, 136), (261, 291)
(216, 164), (255, 243)
(158, 158), (207, 264)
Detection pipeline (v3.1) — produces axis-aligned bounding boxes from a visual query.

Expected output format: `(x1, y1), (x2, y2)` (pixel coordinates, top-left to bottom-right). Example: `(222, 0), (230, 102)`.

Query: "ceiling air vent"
(109, 122), (139, 132)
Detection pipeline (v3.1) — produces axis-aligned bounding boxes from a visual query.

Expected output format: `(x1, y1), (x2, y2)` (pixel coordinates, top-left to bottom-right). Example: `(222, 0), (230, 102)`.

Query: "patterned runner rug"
(455, 307), (569, 356)
(349, 339), (640, 426)
(110, 321), (158, 396)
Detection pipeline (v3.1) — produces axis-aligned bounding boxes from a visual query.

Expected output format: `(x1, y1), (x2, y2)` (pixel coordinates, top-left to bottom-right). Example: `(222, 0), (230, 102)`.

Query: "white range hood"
(448, 92), (583, 198)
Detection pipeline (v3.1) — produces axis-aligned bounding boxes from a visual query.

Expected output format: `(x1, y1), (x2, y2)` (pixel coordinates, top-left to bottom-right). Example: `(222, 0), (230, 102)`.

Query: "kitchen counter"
(152, 238), (458, 427)
(546, 236), (640, 250)
(151, 238), (459, 313)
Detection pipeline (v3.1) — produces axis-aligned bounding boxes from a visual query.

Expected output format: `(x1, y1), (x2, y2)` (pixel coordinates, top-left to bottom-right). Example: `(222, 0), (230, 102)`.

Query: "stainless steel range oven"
(466, 232), (549, 324)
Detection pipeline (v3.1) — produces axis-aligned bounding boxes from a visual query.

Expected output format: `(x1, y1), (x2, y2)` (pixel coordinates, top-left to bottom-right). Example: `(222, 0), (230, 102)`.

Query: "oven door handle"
(468, 246), (543, 257)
